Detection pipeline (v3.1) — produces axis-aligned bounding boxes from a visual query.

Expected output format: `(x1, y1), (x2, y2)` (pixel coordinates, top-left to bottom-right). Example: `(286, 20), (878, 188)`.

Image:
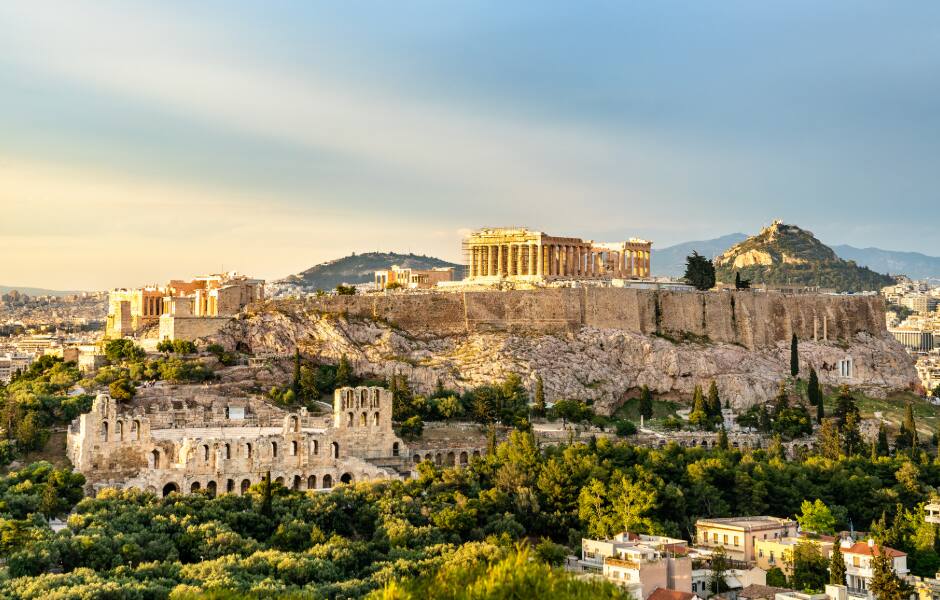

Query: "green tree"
(817, 418), (841, 460)
(335, 284), (357, 295)
(336, 354), (352, 387)
(292, 348), (301, 394)
(688, 385), (709, 431)
(709, 546), (730, 595)
(842, 411), (863, 456)
(638, 385), (653, 421)
(436, 396), (463, 421)
(869, 544), (912, 600)
(807, 368), (822, 407)
(108, 377), (136, 402)
(829, 540), (846, 585)
(683, 251), (716, 291)
(788, 539), (828, 592)
(399, 416), (424, 440)
(816, 392), (825, 424)
(876, 422), (891, 456)
(790, 334), (799, 377)
(896, 403), (919, 451)
(532, 375), (546, 418)
(706, 381), (722, 420)
(734, 271), (750, 290)
(797, 499), (837, 535)
(717, 426), (729, 450)
(14, 412), (48, 452)
(156, 339), (174, 353)
(551, 399), (589, 427)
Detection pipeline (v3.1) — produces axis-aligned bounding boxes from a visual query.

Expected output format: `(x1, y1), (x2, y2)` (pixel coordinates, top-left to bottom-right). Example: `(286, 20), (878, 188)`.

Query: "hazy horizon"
(3, 2), (939, 290)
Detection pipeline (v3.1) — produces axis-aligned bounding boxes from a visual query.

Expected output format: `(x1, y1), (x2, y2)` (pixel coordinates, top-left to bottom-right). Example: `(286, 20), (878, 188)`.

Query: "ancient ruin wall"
(280, 289), (887, 349)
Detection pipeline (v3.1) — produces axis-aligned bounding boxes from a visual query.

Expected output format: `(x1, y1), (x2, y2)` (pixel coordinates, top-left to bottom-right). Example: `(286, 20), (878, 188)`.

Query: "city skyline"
(2, 1), (939, 289)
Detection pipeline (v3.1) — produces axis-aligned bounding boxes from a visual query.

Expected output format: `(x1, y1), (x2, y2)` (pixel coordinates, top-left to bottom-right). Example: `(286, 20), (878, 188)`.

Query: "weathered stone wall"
(159, 315), (230, 342)
(267, 289), (886, 349)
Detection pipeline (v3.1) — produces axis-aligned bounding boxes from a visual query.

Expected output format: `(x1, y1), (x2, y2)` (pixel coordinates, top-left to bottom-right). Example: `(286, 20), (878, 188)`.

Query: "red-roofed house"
(647, 588), (701, 600)
(839, 538), (908, 595)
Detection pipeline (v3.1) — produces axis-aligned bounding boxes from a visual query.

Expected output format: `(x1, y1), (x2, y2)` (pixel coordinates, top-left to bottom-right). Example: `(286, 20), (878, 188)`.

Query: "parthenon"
(464, 227), (651, 281)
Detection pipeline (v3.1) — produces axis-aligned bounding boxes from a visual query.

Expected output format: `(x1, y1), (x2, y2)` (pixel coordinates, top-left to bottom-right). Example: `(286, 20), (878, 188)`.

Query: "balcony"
(605, 557), (641, 570)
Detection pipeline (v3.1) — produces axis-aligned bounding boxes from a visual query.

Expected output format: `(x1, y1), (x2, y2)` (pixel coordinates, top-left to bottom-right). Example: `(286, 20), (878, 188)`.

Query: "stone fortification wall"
(279, 289), (886, 349)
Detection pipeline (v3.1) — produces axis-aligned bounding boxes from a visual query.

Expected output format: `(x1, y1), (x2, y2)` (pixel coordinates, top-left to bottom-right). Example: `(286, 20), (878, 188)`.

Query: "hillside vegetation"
(714, 221), (894, 292)
(280, 252), (462, 291)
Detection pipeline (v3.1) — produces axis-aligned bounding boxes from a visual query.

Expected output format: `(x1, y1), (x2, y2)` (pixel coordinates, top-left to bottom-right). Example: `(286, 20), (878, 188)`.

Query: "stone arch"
(331, 442), (339, 459)
(658, 439), (666, 447)
(275, 476), (285, 485)
(293, 475), (302, 490)
(460, 451), (468, 465)
(308, 475), (316, 489)
(202, 445), (210, 461)
(435, 453), (442, 465)
(373, 412), (380, 426)
(115, 420), (123, 441)
(472, 450), (481, 458)
(190, 481), (201, 493)
(132, 420), (140, 441)
(291, 441), (298, 456)
(290, 415), (299, 432)
(151, 449), (161, 468)
(240, 479), (251, 494)
(340, 472), (353, 485)
(447, 451), (456, 466)
(322, 474), (333, 488)
(101, 421), (109, 442)
(246, 442), (253, 458)
(424, 453), (432, 462)
(224, 443), (231, 460)
(347, 412), (354, 426)
(412, 454), (420, 464)
(226, 479), (235, 494)
(162, 482), (179, 497)
(392, 442), (400, 457)
(312, 440), (319, 455)
(206, 481), (217, 498)
(359, 412), (367, 427)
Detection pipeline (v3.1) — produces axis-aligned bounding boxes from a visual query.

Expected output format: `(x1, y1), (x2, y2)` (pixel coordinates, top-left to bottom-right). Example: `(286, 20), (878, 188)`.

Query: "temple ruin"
(464, 227), (651, 282)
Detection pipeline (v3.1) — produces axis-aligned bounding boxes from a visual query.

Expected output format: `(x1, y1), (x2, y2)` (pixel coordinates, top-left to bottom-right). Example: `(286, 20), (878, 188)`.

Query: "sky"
(1, 2), (939, 290)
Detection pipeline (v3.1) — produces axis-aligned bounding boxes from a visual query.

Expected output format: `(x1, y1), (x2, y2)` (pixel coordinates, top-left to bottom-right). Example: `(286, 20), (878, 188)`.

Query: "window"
(734, 536), (739, 547)
(759, 549), (763, 558)
(272, 442), (278, 457)
(246, 443), (252, 458)
(723, 534), (728, 544)
(291, 441), (298, 456)
(853, 556), (860, 567)
(224, 444), (231, 460)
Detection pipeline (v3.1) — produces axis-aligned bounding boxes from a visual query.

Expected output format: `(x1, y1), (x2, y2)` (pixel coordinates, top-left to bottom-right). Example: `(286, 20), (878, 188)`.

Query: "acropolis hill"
(214, 287), (917, 411)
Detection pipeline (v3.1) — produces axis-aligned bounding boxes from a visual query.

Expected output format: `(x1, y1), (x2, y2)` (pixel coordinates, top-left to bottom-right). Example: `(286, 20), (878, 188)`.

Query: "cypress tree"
(639, 385), (654, 421)
(877, 422), (890, 456)
(292, 348), (301, 394)
(706, 381), (722, 418)
(717, 426), (729, 450)
(807, 368), (821, 406)
(689, 385), (709, 431)
(790, 334), (799, 377)
(533, 375), (546, 418)
(829, 541), (846, 585)
(816, 394), (825, 424)
(260, 471), (273, 518)
(903, 403), (918, 449)
(336, 354), (352, 387)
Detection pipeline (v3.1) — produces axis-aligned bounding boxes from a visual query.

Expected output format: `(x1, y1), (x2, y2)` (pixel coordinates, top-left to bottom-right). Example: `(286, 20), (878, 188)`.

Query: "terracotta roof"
(738, 584), (794, 599)
(647, 588), (697, 600)
(841, 541), (906, 558)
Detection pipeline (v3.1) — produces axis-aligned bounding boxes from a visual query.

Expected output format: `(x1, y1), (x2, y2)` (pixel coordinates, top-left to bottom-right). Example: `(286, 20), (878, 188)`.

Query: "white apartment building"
(576, 532), (692, 600)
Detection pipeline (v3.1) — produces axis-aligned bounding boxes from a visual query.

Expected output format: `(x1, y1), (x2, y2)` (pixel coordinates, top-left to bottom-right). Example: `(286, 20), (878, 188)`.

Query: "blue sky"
(1, 1), (938, 289)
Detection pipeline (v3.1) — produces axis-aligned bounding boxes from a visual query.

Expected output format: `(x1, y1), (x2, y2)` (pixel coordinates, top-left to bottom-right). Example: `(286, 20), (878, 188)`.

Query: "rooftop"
(696, 516), (795, 531)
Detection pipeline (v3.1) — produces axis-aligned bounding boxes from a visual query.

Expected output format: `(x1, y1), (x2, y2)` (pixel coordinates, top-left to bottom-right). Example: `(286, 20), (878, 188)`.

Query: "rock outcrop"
(213, 289), (916, 412)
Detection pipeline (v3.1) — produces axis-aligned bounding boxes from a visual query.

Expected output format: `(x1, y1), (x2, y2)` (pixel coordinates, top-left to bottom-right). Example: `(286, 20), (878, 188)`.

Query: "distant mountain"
(713, 221), (894, 292)
(832, 245), (940, 280)
(653, 233), (748, 278)
(279, 252), (463, 291)
(0, 285), (86, 297)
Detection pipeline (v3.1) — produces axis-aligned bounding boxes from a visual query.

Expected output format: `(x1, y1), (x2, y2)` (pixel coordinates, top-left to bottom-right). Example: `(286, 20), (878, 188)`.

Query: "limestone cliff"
(213, 289), (916, 412)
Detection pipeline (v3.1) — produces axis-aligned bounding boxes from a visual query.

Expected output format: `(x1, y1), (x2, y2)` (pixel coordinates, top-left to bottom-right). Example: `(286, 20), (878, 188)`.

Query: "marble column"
(537, 244), (544, 276)
(488, 245), (496, 276)
(529, 244), (536, 276)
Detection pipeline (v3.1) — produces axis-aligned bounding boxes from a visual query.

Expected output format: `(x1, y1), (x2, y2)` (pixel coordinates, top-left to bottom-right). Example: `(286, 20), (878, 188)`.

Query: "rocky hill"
(714, 221), (895, 292)
(278, 252), (463, 291)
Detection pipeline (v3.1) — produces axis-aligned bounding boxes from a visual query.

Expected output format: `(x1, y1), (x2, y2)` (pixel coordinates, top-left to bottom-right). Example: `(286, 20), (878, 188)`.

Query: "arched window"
(224, 444), (231, 460)
(308, 475), (316, 489)
(290, 416), (299, 432)
(272, 442), (278, 458)
(115, 421), (123, 441)
(322, 474), (333, 488)
(312, 440), (319, 455)
(293, 475), (301, 490)
(202, 445), (209, 461)
(373, 411), (380, 426)
(447, 452), (456, 466)
(132, 420), (140, 441)
(246, 443), (252, 458)
(340, 473), (353, 485)
(240, 479), (251, 494)
(226, 479), (235, 494)
(360, 389), (367, 407)
(347, 412), (353, 426)
(101, 421), (109, 442)
(162, 482), (178, 497)
(151, 449), (161, 469)
(460, 451), (468, 465)
(331, 442), (339, 459)
(359, 412), (367, 427)
(206, 481), (217, 498)
(392, 442), (400, 457)
(190, 481), (201, 493)
(291, 441), (298, 456)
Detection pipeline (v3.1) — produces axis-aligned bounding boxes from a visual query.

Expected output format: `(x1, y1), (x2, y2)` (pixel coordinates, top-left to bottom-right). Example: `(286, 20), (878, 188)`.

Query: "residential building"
(754, 536), (834, 577)
(374, 265), (455, 290)
(691, 563), (766, 597)
(737, 584), (794, 599)
(647, 589), (701, 600)
(901, 295), (940, 315)
(839, 538), (907, 596)
(695, 516), (798, 563)
(576, 532), (692, 599)
(0, 352), (33, 383)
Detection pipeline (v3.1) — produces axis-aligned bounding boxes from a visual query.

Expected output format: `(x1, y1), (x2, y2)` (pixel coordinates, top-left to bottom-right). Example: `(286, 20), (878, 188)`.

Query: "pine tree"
(717, 426), (729, 450)
(818, 418), (841, 460)
(639, 385), (654, 421)
(532, 375), (546, 418)
(842, 411), (863, 456)
(683, 252), (716, 291)
(829, 541), (846, 585)
(877, 422), (890, 456)
(790, 334), (799, 377)
(689, 385), (709, 431)
(807, 368), (821, 406)
(706, 381), (722, 418)
(869, 544), (912, 600)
